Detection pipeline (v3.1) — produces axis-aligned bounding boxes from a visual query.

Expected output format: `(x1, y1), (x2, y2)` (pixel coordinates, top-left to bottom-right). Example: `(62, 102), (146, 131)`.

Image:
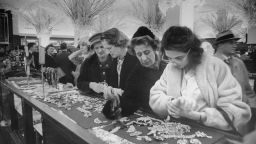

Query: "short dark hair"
(45, 44), (55, 53)
(60, 42), (67, 50)
(130, 35), (159, 55)
(28, 42), (36, 50)
(161, 26), (203, 66)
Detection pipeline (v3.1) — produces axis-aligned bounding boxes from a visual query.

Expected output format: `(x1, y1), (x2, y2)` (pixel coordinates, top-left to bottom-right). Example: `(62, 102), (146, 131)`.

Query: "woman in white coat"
(149, 26), (251, 133)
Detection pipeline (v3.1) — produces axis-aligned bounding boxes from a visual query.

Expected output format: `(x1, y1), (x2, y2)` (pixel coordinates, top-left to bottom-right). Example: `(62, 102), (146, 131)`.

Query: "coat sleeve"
(102, 68), (140, 119)
(119, 67), (145, 116)
(201, 59), (251, 131)
(77, 60), (92, 93)
(149, 65), (171, 118)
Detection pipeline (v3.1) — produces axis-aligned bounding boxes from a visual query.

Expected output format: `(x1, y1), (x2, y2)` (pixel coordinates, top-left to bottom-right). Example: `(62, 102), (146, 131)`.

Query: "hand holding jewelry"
(175, 97), (197, 111)
(167, 98), (180, 118)
(103, 86), (123, 107)
(168, 98), (202, 120)
(89, 82), (104, 93)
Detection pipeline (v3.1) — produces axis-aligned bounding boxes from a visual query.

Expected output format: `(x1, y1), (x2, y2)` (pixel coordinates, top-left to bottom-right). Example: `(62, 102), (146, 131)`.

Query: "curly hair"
(130, 35), (159, 55)
(161, 26), (204, 67)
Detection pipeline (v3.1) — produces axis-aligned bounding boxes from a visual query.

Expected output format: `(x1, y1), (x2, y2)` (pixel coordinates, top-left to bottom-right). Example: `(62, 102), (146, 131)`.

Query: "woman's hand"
(89, 82), (104, 93)
(104, 86), (123, 100)
(103, 86), (124, 108)
(167, 98), (181, 118)
(177, 97), (197, 112)
(167, 97), (201, 120)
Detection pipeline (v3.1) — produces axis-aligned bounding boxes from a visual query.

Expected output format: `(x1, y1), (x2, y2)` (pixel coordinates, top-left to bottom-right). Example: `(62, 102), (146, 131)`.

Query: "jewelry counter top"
(0, 77), (241, 144)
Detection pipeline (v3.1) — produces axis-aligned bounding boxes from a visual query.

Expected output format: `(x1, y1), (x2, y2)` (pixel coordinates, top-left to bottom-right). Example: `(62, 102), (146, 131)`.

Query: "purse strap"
(216, 107), (242, 137)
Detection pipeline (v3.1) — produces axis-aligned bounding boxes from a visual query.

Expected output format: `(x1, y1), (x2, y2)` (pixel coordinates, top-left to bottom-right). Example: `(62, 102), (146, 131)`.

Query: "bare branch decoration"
(201, 9), (242, 34)
(50, 0), (116, 44)
(229, 0), (256, 28)
(130, 0), (166, 34)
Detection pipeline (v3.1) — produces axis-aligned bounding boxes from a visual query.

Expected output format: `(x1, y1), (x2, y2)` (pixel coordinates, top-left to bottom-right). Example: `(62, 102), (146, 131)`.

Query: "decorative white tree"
(6, 0), (61, 47)
(201, 9), (243, 34)
(130, 0), (166, 37)
(229, 0), (256, 28)
(92, 10), (126, 33)
(50, 0), (116, 46)
(22, 9), (57, 46)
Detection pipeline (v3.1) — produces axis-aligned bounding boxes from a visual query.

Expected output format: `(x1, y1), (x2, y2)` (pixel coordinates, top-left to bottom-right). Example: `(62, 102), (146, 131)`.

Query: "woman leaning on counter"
(149, 26), (251, 132)
(102, 26), (166, 119)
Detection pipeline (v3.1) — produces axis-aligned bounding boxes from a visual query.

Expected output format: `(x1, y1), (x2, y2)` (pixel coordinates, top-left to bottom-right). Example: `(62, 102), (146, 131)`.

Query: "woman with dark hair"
(44, 44), (58, 68)
(27, 42), (40, 70)
(102, 27), (166, 119)
(150, 26), (251, 132)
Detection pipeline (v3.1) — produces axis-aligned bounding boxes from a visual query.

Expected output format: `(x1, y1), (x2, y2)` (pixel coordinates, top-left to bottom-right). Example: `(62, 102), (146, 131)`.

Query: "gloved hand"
(89, 82), (104, 93)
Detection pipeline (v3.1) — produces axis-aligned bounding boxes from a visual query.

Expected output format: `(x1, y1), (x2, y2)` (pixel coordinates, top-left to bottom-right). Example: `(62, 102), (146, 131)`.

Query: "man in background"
(215, 30), (256, 133)
(54, 42), (76, 85)
(27, 42), (40, 70)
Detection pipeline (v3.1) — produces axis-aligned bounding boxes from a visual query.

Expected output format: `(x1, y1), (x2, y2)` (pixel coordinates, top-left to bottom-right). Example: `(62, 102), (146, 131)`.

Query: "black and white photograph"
(0, 0), (256, 144)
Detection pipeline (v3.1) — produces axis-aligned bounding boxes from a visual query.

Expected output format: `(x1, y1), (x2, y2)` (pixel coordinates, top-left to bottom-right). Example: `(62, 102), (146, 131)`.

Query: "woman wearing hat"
(150, 26), (251, 132)
(69, 39), (94, 85)
(69, 39), (93, 66)
(215, 30), (256, 133)
(102, 26), (166, 119)
(77, 33), (116, 94)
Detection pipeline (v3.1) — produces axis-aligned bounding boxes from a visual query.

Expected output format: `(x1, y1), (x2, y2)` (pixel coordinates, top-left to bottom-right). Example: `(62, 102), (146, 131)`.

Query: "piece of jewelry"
(129, 131), (142, 137)
(195, 131), (212, 139)
(190, 138), (202, 144)
(126, 121), (135, 126)
(119, 117), (129, 122)
(136, 136), (152, 142)
(153, 135), (165, 141)
(109, 126), (121, 133)
(177, 139), (188, 144)
(94, 118), (103, 124)
(126, 125), (136, 133)
(76, 107), (92, 117)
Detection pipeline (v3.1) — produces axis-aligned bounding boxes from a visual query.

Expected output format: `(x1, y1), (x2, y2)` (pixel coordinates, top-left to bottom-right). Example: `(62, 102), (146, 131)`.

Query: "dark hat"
(215, 30), (240, 45)
(132, 26), (155, 39)
(89, 32), (102, 46)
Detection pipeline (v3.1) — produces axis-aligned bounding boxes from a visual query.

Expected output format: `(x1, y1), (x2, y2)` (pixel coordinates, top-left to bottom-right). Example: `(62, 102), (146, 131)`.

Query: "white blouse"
(180, 70), (207, 111)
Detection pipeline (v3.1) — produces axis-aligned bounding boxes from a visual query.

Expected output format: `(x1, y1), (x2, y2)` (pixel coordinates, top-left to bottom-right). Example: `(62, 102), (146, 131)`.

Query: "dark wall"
(0, 9), (9, 44)
(0, 9), (16, 51)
